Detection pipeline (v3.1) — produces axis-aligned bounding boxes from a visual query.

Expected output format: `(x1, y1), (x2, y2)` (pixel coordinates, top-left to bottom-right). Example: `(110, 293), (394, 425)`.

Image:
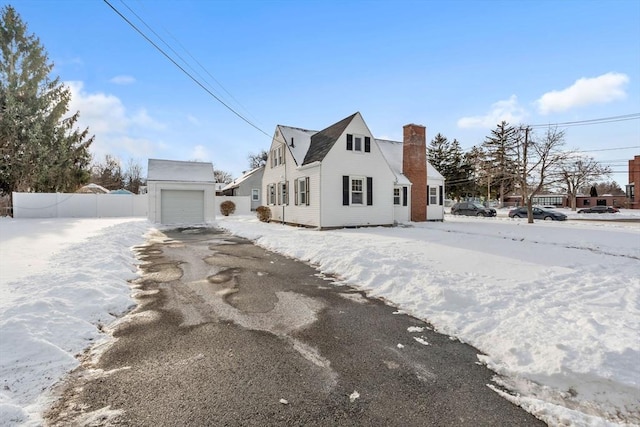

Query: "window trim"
(251, 188), (259, 202)
(295, 177), (310, 206)
(342, 175), (372, 206)
(267, 184), (276, 205)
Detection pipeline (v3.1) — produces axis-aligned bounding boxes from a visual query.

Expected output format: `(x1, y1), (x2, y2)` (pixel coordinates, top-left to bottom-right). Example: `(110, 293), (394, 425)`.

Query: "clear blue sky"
(7, 0), (640, 187)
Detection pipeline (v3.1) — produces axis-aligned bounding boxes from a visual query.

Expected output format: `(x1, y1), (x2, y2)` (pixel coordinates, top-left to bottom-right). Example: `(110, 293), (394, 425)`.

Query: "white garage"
(147, 159), (216, 224)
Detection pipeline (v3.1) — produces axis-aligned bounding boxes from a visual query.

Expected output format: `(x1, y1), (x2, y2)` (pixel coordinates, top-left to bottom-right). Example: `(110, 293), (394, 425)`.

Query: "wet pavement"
(44, 226), (544, 426)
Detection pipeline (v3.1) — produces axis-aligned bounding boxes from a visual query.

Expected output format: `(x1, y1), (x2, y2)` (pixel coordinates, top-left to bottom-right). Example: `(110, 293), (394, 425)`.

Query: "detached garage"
(147, 159), (216, 224)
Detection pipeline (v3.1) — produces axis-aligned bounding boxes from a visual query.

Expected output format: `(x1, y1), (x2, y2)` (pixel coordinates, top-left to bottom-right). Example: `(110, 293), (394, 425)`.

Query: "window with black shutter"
(364, 137), (371, 152)
(343, 176), (350, 205)
(346, 134), (353, 151)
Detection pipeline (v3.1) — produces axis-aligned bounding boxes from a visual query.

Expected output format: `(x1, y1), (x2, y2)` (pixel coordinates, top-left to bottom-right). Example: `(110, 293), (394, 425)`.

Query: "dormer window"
(346, 134), (371, 153)
(271, 145), (285, 167)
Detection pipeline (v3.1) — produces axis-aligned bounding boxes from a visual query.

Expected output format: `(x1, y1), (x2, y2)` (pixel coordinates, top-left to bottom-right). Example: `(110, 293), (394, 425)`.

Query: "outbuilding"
(147, 159), (216, 224)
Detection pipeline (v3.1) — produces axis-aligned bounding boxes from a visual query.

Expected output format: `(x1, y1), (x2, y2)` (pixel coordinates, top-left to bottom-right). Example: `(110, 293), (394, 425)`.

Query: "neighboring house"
(221, 166), (265, 211)
(76, 183), (109, 194)
(147, 159), (216, 224)
(261, 112), (445, 229)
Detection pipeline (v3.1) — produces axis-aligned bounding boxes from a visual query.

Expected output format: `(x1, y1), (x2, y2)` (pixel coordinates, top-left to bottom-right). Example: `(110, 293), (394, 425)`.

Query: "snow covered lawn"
(1, 214), (638, 426)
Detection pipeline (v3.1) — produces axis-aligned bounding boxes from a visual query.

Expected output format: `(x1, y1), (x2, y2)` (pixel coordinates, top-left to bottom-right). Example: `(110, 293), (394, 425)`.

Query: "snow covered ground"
(1, 212), (638, 426)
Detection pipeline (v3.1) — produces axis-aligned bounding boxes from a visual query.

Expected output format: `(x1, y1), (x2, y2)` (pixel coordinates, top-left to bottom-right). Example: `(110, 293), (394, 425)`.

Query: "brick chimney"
(403, 123), (427, 221)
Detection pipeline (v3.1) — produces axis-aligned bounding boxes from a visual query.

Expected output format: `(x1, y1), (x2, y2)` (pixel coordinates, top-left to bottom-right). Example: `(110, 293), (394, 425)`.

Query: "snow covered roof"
(277, 126), (316, 166)
(147, 159), (215, 182)
(427, 161), (444, 180)
(375, 139), (412, 185)
(222, 166), (265, 191)
(272, 114), (444, 183)
(76, 183), (109, 194)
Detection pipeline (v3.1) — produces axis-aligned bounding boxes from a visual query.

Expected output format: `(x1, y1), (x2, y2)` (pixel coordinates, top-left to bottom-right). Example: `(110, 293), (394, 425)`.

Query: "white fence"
(13, 192), (148, 218)
(215, 196), (252, 216)
(12, 193), (254, 220)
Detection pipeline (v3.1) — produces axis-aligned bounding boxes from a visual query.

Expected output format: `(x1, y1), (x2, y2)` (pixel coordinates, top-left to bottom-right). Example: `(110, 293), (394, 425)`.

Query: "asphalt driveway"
(45, 226), (544, 426)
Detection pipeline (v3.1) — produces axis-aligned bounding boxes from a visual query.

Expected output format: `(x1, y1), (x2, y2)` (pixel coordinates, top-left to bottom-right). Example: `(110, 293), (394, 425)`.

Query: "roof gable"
(147, 159), (215, 182)
(302, 112), (358, 165)
(222, 166), (264, 191)
(278, 126), (316, 166)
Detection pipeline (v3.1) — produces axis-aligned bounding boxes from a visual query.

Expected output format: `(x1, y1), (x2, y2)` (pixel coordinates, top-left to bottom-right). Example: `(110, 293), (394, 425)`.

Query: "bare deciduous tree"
(247, 150), (268, 170)
(558, 156), (611, 210)
(513, 126), (569, 223)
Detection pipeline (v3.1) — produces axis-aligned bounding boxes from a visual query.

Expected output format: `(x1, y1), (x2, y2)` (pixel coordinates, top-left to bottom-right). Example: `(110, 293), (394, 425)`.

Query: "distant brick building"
(627, 155), (640, 209)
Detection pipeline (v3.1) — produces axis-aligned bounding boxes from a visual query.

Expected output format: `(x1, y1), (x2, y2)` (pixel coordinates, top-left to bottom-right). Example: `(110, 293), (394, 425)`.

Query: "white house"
(147, 159), (216, 224)
(221, 166), (265, 211)
(261, 112), (444, 229)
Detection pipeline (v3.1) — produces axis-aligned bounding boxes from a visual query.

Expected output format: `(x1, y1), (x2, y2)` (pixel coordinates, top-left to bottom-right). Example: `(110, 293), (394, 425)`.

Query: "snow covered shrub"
(220, 200), (236, 216)
(256, 206), (271, 222)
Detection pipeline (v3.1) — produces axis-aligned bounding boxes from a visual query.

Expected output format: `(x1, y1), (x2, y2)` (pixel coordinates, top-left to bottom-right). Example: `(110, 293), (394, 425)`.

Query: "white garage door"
(161, 190), (205, 224)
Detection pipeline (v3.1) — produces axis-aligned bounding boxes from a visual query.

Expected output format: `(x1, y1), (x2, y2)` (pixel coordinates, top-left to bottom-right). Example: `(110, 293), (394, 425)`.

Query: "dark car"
(508, 207), (567, 221)
(451, 202), (497, 217)
(577, 206), (619, 214)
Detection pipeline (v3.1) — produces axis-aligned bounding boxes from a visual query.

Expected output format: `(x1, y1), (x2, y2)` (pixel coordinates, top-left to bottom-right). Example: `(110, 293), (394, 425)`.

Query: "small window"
(278, 182), (288, 205)
(429, 187), (437, 205)
(354, 136), (362, 152)
(393, 188), (400, 205)
(251, 189), (259, 201)
(352, 178), (363, 204)
(268, 184), (276, 205)
(296, 177), (309, 206)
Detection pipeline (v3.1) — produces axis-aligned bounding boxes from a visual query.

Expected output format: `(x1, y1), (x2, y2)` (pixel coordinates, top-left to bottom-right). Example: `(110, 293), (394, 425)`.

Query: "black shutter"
(343, 176), (350, 205)
(346, 134), (353, 150)
(364, 136), (371, 152)
(367, 177), (373, 206)
(305, 177), (310, 205)
(426, 185), (430, 205)
(439, 185), (443, 206)
(294, 179), (299, 205)
(403, 186), (408, 206)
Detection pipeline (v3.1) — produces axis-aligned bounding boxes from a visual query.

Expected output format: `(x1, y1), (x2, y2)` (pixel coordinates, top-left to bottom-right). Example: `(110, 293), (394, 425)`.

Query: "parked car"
(577, 206), (619, 214)
(508, 207), (567, 221)
(451, 202), (497, 217)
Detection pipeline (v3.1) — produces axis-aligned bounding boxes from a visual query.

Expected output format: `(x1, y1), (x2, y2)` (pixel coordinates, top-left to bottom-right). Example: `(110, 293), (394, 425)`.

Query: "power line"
(119, 0), (262, 128)
(529, 113), (640, 129)
(103, 0), (271, 139)
(578, 146), (640, 153)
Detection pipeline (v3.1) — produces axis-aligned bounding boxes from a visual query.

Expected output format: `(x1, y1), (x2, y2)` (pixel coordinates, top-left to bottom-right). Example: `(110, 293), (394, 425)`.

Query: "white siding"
(426, 177), (445, 221)
(147, 181), (215, 224)
(263, 132), (321, 227)
(319, 114), (396, 228)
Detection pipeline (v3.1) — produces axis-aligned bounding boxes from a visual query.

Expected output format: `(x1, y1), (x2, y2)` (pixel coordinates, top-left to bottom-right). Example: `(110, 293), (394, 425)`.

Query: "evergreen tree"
(481, 121), (518, 206)
(0, 5), (92, 205)
(427, 134), (472, 199)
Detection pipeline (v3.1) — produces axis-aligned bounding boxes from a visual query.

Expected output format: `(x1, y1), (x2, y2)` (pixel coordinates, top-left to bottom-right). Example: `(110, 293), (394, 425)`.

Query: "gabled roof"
(302, 112), (358, 165)
(222, 166), (264, 191)
(147, 159), (215, 182)
(278, 126), (316, 166)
